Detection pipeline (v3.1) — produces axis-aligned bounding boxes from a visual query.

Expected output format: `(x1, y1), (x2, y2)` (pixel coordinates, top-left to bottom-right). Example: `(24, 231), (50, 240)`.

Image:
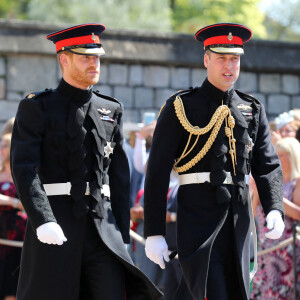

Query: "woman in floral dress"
(251, 137), (300, 299)
(0, 134), (27, 300)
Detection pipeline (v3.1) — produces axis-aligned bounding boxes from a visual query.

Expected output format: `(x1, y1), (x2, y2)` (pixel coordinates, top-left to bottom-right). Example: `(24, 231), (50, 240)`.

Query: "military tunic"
(11, 79), (163, 300)
(144, 78), (284, 300)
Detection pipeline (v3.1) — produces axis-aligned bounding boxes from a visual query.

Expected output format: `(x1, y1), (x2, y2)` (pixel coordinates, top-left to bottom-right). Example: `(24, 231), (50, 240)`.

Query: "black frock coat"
(11, 79), (163, 300)
(144, 79), (284, 300)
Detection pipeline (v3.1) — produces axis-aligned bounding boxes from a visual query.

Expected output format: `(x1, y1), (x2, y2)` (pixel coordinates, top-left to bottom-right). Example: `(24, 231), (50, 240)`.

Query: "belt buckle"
(85, 182), (90, 195)
(224, 172), (233, 185)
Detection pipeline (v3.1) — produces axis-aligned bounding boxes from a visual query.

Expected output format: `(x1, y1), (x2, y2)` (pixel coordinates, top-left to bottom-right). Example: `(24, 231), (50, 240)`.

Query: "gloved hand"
(145, 235), (170, 269)
(36, 222), (67, 245)
(265, 210), (285, 239)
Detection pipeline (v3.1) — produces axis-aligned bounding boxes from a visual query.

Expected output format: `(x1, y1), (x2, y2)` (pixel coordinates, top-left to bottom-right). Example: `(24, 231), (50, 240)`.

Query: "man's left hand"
(265, 210), (285, 239)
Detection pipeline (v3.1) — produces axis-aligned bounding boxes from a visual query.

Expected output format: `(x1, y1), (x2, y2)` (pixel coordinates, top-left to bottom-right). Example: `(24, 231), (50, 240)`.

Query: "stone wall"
(0, 20), (300, 133)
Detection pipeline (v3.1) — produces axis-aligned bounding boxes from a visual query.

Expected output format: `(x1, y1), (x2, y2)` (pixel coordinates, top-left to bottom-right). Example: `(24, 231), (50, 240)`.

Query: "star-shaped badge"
(104, 142), (114, 158)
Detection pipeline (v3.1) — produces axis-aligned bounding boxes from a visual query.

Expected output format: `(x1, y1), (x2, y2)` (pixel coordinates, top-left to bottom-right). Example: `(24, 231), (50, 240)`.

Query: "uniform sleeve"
(144, 98), (184, 238)
(251, 103), (284, 217)
(11, 98), (57, 229)
(108, 104), (131, 243)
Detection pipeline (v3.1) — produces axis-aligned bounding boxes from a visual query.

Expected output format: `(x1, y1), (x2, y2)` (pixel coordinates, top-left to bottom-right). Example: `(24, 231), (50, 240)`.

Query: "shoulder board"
(93, 90), (120, 104)
(25, 89), (52, 100)
(169, 87), (195, 100)
(158, 87), (195, 117)
(235, 90), (261, 106)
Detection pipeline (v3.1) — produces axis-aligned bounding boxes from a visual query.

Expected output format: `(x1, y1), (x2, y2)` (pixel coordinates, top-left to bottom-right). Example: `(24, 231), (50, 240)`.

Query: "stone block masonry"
(0, 20), (300, 129)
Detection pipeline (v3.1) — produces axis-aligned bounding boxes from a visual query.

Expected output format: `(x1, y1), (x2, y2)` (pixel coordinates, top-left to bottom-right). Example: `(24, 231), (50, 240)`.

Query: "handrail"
(1, 228), (299, 259)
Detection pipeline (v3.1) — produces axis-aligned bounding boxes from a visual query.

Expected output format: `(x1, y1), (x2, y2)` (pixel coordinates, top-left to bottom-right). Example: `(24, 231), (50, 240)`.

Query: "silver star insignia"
(104, 142), (114, 158)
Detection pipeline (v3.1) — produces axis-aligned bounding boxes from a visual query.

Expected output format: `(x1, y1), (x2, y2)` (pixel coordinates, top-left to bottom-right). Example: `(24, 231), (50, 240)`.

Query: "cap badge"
(91, 32), (96, 42)
(227, 32), (233, 41)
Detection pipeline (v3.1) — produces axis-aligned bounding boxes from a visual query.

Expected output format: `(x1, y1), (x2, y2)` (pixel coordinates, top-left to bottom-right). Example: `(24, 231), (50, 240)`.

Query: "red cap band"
(55, 34), (100, 52)
(204, 35), (243, 47)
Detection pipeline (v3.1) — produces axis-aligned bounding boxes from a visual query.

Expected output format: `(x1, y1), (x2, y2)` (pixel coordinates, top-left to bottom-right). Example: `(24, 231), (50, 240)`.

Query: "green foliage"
(25, 0), (172, 32)
(2, 0), (300, 41)
(171, 0), (267, 39)
(0, 0), (30, 19)
(262, 0), (300, 41)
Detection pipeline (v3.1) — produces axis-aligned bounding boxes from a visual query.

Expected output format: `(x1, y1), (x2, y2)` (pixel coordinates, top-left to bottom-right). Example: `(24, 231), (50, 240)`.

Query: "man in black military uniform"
(143, 23), (285, 300)
(11, 23), (162, 300)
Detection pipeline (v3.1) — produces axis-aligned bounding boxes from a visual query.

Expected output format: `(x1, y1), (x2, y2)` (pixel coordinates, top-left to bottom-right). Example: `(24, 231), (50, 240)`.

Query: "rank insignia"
(98, 108), (111, 115)
(104, 141), (114, 158)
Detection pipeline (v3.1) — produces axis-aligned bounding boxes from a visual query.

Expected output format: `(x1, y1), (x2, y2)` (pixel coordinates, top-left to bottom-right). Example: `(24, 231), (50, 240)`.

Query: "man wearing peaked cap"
(143, 23), (285, 300)
(46, 23), (106, 56)
(11, 23), (163, 300)
(195, 22), (252, 55)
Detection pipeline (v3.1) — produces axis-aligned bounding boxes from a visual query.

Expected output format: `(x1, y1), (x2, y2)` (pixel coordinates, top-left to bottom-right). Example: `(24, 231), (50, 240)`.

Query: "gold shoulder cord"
(173, 96), (237, 175)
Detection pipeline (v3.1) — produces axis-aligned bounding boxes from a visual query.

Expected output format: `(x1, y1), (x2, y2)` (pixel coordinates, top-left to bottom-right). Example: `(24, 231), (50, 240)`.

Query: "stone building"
(0, 20), (300, 133)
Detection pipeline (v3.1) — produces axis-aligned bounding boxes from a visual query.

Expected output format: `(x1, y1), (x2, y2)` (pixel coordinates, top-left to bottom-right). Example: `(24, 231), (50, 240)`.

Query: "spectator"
(123, 122), (144, 207)
(273, 110), (300, 142)
(133, 121), (156, 175)
(1, 118), (15, 137)
(0, 133), (26, 300)
(251, 137), (300, 299)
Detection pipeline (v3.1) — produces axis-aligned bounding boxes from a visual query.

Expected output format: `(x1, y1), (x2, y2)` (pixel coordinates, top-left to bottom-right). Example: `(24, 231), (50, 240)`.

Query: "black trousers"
(206, 209), (243, 300)
(79, 213), (126, 300)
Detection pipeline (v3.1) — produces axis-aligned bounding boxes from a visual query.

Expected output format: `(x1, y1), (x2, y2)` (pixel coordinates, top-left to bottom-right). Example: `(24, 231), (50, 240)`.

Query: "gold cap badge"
(227, 32), (233, 41)
(91, 32), (96, 42)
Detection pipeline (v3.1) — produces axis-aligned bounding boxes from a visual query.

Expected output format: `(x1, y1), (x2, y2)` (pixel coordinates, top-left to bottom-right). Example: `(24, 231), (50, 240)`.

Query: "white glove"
(265, 210), (285, 239)
(36, 222), (67, 245)
(145, 235), (170, 269)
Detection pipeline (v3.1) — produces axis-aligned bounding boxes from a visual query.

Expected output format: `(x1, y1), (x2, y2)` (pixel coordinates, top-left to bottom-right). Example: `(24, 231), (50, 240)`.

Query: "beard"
(70, 64), (100, 89)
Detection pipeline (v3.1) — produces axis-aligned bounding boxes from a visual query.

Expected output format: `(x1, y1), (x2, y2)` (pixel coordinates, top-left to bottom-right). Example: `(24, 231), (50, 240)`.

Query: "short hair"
(205, 49), (211, 57)
(57, 50), (73, 72)
(275, 137), (300, 181)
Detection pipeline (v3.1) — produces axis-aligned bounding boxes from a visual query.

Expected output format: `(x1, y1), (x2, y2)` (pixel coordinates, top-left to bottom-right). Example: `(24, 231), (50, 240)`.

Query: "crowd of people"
(250, 109), (300, 300)
(0, 117), (27, 300)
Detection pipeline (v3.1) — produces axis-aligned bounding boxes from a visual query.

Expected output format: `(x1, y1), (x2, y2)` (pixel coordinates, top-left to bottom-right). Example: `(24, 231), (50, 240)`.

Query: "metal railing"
(1, 226), (300, 256)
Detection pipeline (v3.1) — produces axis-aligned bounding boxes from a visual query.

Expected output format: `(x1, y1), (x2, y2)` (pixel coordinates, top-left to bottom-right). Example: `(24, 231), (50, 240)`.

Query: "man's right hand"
(36, 222), (67, 245)
(145, 235), (170, 269)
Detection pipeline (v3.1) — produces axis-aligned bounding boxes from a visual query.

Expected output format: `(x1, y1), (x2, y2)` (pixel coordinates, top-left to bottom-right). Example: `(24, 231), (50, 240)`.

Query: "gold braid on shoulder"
(173, 95), (237, 174)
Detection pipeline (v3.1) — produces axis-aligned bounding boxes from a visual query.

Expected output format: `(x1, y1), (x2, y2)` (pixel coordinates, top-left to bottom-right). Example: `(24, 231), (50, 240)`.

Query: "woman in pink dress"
(0, 134), (27, 300)
(251, 137), (300, 299)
